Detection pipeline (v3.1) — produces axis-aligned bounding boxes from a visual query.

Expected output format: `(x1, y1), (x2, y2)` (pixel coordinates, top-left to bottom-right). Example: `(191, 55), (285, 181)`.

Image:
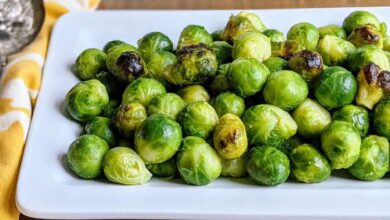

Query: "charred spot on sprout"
(116, 52), (144, 78)
(288, 50), (324, 82)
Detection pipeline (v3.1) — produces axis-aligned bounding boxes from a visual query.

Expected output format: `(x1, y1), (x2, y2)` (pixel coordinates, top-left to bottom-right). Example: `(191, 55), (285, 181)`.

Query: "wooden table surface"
(20, 0), (389, 219)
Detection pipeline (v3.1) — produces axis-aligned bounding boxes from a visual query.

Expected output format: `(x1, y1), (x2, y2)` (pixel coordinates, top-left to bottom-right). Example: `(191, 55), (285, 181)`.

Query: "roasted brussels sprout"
(290, 143), (331, 183)
(96, 70), (125, 98)
(135, 114), (182, 163)
(211, 41), (233, 65)
(211, 29), (223, 41)
(246, 146), (290, 186)
(287, 22), (319, 50)
(67, 134), (109, 179)
(263, 70), (309, 111)
(177, 25), (213, 50)
(263, 29), (284, 56)
(221, 154), (247, 177)
(349, 135), (389, 181)
(103, 40), (126, 54)
(227, 57), (270, 97)
(348, 24), (384, 48)
(384, 36), (390, 52)
(65, 79), (109, 122)
(212, 92), (245, 117)
(103, 147), (152, 185)
(148, 93), (186, 120)
(147, 51), (176, 86)
(316, 35), (356, 66)
(178, 101), (218, 139)
(288, 50), (324, 82)
(177, 85), (210, 104)
(75, 48), (107, 80)
(122, 78), (167, 106)
(279, 40), (304, 59)
(342, 10), (386, 36)
(292, 98), (331, 138)
(177, 136), (222, 185)
(85, 116), (118, 146)
(137, 32), (173, 62)
(146, 157), (177, 179)
(318, 25), (347, 39)
(242, 104), (297, 147)
(102, 99), (120, 118)
(112, 103), (147, 138)
(333, 105), (369, 137)
(348, 45), (390, 72)
(321, 120), (361, 169)
(209, 64), (231, 95)
(373, 98), (390, 140)
(232, 32), (271, 62)
(314, 66), (357, 109)
(263, 57), (288, 73)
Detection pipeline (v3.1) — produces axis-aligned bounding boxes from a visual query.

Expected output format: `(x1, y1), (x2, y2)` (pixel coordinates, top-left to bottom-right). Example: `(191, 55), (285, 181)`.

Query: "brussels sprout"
(287, 22), (319, 50)
(342, 10), (386, 35)
(146, 157), (177, 179)
(103, 40), (127, 54)
(263, 29), (285, 56)
(177, 25), (213, 50)
(290, 143), (331, 183)
(147, 51), (176, 86)
(96, 70), (125, 98)
(292, 98), (331, 138)
(75, 48), (107, 80)
(212, 92), (245, 117)
(232, 32), (271, 62)
(333, 105), (369, 137)
(211, 29), (223, 41)
(384, 36), (390, 52)
(316, 35), (356, 66)
(288, 50), (324, 82)
(314, 66), (357, 109)
(112, 103), (147, 138)
(227, 58), (270, 97)
(277, 136), (302, 155)
(178, 101), (218, 139)
(103, 147), (152, 185)
(135, 114), (182, 163)
(374, 98), (390, 140)
(349, 135), (389, 181)
(355, 63), (390, 109)
(242, 104), (297, 147)
(137, 32), (173, 62)
(102, 99), (120, 118)
(65, 79), (109, 122)
(263, 70), (308, 111)
(85, 116), (118, 146)
(348, 45), (390, 72)
(67, 134), (109, 179)
(279, 40), (304, 59)
(246, 146), (290, 186)
(318, 25), (347, 39)
(177, 85), (210, 104)
(148, 93), (186, 120)
(211, 41), (233, 65)
(122, 78), (167, 106)
(165, 44), (218, 86)
(321, 120), (361, 169)
(221, 154), (247, 178)
(177, 136), (222, 185)
(348, 24), (384, 48)
(213, 114), (248, 159)
(263, 57), (288, 73)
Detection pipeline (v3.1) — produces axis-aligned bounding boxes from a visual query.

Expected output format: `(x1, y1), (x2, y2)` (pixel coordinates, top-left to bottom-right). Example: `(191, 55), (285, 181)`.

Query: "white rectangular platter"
(16, 7), (390, 220)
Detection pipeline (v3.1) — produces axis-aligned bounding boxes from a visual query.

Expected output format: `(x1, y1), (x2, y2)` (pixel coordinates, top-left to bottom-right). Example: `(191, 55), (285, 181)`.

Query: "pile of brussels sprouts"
(65, 10), (390, 186)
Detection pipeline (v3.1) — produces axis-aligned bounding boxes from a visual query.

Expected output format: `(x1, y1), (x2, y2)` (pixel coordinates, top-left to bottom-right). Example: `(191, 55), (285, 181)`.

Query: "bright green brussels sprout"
(102, 99), (120, 118)
(384, 36), (390, 52)
(263, 29), (285, 56)
(209, 64), (231, 95)
(288, 50), (324, 82)
(211, 29), (223, 41)
(122, 78), (167, 106)
(287, 22), (319, 50)
(221, 154), (247, 178)
(348, 24), (384, 48)
(349, 135), (389, 181)
(348, 45), (390, 72)
(227, 57), (270, 97)
(103, 147), (152, 185)
(321, 120), (361, 169)
(232, 32), (271, 62)
(246, 146), (290, 186)
(146, 157), (177, 179)
(211, 41), (232, 65)
(177, 85), (210, 104)
(67, 134), (109, 179)
(263, 70), (308, 111)
(75, 48), (107, 80)
(242, 104), (297, 147)
(137, 32), (173, 62)
(279, 39), (304, 59)
(103, 40), (127, 54)
(263, 57), (288, 73)
(177, 136), (222, 185)
(135, 114), (182, 163)
(342, 10), (386, 35)
(65, 79), (109, 122)
(147, 93), (186, 120)
(290, 143), (331, 183)
(314, 66), (357, 109)
(333, 105), (369, 137)
(178, 101), (218, 139)
(212, 92), (245, 117)
(316, 35), (356, 66)
(96, 70), (125, 98)
(318, 25), (347, 39)
(147, 51), (176, 86)
(85, 116), (118, 146)
(177, 25), (213, 50)
(374, 98), (390, 140)
(165, 44), (218, 86)
(213, 113), (248, 159)
(292, 98), (331, 138)
(112, 103), (147, 138)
